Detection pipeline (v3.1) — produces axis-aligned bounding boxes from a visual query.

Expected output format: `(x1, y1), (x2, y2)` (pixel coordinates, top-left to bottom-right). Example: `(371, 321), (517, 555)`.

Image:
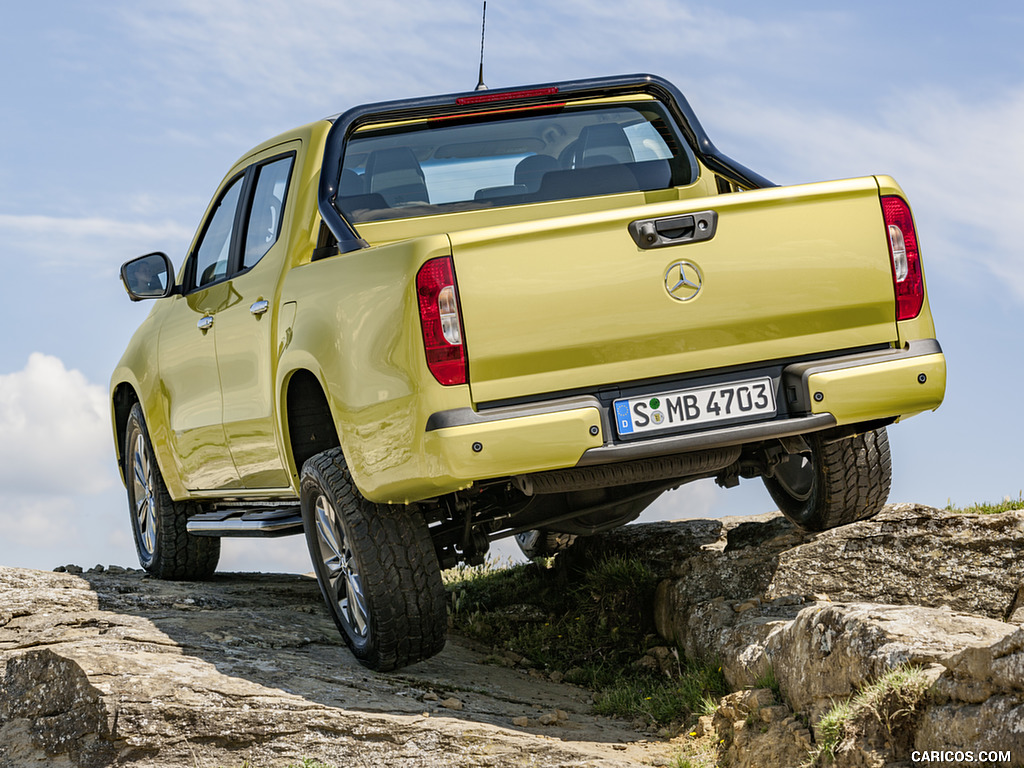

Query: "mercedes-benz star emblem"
(664, 261), (703, 301)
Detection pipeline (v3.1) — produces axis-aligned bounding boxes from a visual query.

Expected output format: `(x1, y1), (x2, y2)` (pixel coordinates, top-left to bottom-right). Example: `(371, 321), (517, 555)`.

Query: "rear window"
(338, 102), (698, 223)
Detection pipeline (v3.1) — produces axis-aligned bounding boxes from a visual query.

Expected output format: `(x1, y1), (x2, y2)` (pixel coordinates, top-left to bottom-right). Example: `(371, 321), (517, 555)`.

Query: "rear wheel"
(300, 447), (447, 671)
(124, 403), (220, 579)
(763, 427), (892, 532)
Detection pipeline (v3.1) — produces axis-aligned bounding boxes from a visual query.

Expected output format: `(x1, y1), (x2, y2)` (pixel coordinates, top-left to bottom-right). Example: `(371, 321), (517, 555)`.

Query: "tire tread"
(125, 403), (220, 581)
(301, 448), (446, 671)
(765, 427), (892, 532)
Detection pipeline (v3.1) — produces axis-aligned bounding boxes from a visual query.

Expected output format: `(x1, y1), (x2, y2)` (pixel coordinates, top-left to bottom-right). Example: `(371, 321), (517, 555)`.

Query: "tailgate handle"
(629, 210), (718, 250)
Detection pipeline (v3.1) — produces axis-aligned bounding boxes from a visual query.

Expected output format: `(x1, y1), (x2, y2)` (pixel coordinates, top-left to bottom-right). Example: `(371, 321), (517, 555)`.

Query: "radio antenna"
(475, 1), (488, 91)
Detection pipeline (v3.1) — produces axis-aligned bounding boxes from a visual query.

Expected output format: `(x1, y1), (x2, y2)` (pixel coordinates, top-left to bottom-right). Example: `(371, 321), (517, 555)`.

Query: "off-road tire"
(124, 402), (220, 579)
(514, 530), (577, 559)
(300, 447), (447, 671)
(763, 427), (892, 532)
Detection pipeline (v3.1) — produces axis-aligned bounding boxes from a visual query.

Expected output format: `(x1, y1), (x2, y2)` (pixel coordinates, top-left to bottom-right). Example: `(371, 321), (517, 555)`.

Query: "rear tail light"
(881, 195), (924, 321)
(416, 257), (468, 386)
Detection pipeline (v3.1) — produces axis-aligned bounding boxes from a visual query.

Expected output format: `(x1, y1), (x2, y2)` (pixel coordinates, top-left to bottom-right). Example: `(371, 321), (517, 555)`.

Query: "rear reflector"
(881, 195), (924, 321)
(416, 257), (467, 386)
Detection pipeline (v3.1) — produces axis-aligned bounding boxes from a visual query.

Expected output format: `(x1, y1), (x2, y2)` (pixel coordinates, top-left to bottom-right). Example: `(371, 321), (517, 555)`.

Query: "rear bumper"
(417, 339), (945, 493)
(787, 339), (945, 425)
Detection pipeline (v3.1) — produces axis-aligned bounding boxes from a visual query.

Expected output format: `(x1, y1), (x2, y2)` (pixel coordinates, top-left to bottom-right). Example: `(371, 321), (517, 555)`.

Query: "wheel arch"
(282, 367), (342, 485)
(111, 381), (140, 487)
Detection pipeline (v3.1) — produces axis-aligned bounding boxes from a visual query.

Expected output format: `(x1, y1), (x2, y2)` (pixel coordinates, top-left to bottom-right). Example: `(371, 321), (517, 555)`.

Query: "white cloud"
(220, 536), (313, 575)
(701, 84), (1024, 300)
(0, 354), (130, 570)
(486, 2), (833, 84)
(0, 214), (193, 268)
(0, 353), (116, 495)
(115, 0), (482, 114)
(0, 489), (136, 571)
(113, 0), (830, 120)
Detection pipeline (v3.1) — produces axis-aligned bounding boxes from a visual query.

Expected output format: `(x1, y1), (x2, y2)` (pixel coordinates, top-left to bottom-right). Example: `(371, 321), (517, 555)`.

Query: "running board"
(186, 507), (304, 538)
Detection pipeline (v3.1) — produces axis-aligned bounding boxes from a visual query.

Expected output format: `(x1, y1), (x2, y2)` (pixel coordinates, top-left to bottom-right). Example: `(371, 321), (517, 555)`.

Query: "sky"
(1, 1), (1022, 574)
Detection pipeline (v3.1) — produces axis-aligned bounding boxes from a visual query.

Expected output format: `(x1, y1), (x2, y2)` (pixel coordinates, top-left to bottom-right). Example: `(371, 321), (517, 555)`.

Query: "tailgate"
(451, 176), (898, 404)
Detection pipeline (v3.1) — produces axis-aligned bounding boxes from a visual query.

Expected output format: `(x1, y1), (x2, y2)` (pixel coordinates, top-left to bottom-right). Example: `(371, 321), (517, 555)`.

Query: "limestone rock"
(564, 515), (784, 579)
(712, 688), (811, 768)
(766, 602), (1011, 719)
(0, 566), (663, 768)
(767, 504), (1024, 620)
(917, 627), (1024, 756)
(614, 504), (1024, 766)
(7, 502), (1024, 768)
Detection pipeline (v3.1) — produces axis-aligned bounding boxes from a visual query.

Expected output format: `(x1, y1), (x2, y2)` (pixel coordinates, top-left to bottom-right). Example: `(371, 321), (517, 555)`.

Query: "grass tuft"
(445, 553), (727, 728)
(807, 664), (932, 766)
(945, 492), (1024, 515)
(752, 664), (781, 703)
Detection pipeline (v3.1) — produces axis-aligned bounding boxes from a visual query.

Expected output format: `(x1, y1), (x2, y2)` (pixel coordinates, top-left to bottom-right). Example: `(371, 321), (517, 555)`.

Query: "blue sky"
(1, 1), (1022, 572)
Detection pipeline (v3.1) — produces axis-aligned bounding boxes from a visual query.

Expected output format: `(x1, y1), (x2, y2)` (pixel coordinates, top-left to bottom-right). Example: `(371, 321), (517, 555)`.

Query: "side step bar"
(187, 507), (304, 538)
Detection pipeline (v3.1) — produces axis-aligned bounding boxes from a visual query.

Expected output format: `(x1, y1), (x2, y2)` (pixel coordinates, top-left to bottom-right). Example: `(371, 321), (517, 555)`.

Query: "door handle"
(197, 315), (214, 331)
(250, 300), (270, 316)
(628, 210), (718, 249)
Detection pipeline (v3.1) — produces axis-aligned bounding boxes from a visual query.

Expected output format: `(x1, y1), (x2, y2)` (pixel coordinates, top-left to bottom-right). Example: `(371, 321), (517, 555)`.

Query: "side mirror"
(120, 252), (176, 301)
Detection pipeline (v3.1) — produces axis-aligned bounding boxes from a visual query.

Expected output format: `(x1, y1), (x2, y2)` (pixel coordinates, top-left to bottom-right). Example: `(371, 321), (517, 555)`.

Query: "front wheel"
(123, 402), (220, 579)
(762, 427), (892, 532)
(300, 447), (447, 671)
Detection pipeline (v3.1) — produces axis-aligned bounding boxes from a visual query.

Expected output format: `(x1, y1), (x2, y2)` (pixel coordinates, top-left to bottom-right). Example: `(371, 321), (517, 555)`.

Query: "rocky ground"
(2, 503), (1024, 767)
(570, 503), (1024, 767)
(0, 563), (679, 768)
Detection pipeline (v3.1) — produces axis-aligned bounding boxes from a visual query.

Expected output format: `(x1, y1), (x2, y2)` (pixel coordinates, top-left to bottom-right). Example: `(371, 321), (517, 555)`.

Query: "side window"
(194, 176), (243, 288)
(242, 156), (294, 270)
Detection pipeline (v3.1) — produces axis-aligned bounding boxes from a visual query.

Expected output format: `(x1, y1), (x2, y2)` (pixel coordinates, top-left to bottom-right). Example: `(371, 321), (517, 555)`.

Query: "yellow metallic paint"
(808, 353), (946, 425)
(426, 407), (604, 486)
(277, 232), (475, 502)
(111, 121), (333, 501)
(450, 176), (900, 404)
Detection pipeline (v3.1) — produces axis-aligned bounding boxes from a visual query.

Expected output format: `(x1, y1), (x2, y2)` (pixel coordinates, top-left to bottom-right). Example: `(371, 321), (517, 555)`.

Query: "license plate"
(613, 377), (776, 436)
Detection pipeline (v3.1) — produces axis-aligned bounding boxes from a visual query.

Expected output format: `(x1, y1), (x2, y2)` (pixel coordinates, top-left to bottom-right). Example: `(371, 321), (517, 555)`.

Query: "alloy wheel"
(314, 494), (369, 638)
(132, 433), (158, 558)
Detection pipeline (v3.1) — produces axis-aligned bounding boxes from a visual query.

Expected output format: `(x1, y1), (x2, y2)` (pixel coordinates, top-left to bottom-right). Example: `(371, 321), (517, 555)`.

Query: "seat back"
(514, 154), (559, 193)
(365, 148), (429, 206)
(577, 124), (635, 167)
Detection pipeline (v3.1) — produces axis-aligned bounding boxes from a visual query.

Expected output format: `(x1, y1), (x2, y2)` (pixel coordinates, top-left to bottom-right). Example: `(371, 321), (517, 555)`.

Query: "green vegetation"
(592, 659), (727, 724)
(669, 748), (719, 768)
(444, 554), (727, 729)
(807, 664), (932, 766)
(812, 698), (854, 765)
(752, 664), (782, 703)
(945, 492), (1024, 515)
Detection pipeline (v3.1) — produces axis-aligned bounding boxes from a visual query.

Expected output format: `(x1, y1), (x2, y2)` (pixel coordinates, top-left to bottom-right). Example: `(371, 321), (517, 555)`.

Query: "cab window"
(242, 156), (294, 270)
(187, 151), (296, 291)
(193, 175), (243, 289)
(338, 101), (697, 223)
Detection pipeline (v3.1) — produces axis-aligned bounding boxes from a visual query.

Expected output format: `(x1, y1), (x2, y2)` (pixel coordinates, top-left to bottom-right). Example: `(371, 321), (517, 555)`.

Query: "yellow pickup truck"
(111, 74), (945, 670)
